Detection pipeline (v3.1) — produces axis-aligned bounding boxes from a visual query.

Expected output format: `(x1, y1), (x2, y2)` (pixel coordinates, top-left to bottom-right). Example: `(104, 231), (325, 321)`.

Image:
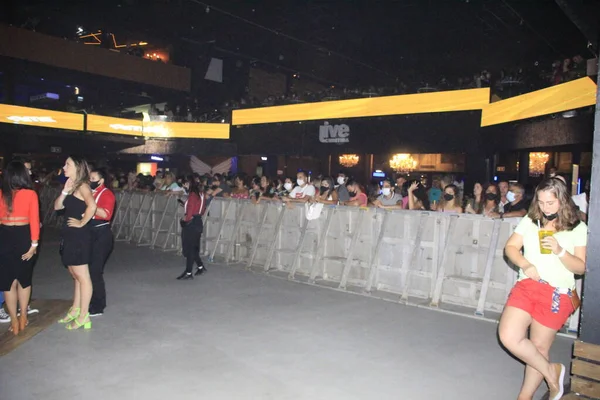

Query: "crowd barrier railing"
(38, 189), (581, 333)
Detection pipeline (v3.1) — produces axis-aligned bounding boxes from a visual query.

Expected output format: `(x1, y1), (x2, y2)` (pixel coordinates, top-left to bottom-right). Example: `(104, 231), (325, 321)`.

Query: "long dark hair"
(187, 174), (202, 196)
(528, 178), (580, 232)
(1, 161), (33, 213)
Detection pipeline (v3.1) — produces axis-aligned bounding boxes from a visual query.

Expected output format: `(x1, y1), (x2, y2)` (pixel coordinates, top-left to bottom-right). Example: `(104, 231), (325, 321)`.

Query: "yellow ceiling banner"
(142, 121), (229, 139)
(87, 115), (143, 136)
(481, 77), (597, 127)
(232, 88), (491, 125)
(0, 104), (83, 130)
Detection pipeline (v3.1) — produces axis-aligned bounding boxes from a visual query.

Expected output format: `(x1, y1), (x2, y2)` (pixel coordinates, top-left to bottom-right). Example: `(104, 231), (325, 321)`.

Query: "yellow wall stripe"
(481, 77), (597, 127)
(232, 88), (491, 125)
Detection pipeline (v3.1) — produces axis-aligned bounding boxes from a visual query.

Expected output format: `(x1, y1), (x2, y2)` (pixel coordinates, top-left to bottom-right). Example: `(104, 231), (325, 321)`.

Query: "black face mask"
(443, 193), (454, 201)
(90, 181), (101, 190)
(320, 186), (329, 195)
(348, 191), (357, 197)
(485, 192), (498, 201)
(544, 213), (559, 221)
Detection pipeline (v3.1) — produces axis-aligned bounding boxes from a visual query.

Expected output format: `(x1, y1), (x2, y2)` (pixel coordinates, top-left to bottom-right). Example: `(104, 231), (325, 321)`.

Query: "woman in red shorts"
(499, 178), (586, 400)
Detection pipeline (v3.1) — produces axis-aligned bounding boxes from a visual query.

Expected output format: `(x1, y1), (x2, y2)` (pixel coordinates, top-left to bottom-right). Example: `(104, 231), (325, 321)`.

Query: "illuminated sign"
(87, 115), (229, 139)
(0, 104), (83, 130)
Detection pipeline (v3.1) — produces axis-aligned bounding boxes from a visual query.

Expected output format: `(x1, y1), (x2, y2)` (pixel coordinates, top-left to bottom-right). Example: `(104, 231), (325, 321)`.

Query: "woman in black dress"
(54, 156), (97, 330)
(0, 161), (40, 335)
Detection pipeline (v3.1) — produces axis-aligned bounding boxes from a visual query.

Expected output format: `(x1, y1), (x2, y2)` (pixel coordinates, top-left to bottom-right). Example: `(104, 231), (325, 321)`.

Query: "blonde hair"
(68, 156), (91, 192)
(528, 178), (581, 232)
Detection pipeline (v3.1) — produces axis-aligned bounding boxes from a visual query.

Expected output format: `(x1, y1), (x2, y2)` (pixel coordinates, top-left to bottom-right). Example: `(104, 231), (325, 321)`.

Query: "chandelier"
(389, 153), (418, 173)
(529, 152), (549, 176)
(339, 154), (360, 168)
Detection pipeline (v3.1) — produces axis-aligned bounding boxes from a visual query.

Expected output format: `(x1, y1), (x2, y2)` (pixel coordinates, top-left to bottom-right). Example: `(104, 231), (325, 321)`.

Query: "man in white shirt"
(283, 171), (315, 203)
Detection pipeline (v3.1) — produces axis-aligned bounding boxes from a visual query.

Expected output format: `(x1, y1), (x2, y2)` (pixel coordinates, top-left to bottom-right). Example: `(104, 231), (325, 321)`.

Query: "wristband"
(31, 242), (39, 247)
(62, 191), (70, 196)
(557, 248), (567, 258)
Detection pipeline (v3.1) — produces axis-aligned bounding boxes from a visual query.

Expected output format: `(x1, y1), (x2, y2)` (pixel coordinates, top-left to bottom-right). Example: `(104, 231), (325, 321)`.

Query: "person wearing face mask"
(481, 183), (501, 217)
(335, 172), (350, 202)
(499, 178), (586, 400)
(343, 180), (368, 207)
(373, 178), (403, 209)
(88, 168), (116, 317)
(283, 171), (315, 204)
(276, 177), (294, 199)
(438, 184), (463, 213)
(500, 183), (528, 219)
(312, 177), (338, 205)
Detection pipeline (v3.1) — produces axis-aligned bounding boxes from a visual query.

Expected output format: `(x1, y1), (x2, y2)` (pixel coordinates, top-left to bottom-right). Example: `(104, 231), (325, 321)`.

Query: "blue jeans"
(0, 291), (4, 306)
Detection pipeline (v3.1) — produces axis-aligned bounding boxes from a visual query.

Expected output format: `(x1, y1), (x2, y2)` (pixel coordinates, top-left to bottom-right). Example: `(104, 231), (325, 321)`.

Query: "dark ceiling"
(3, 0), (597, 87)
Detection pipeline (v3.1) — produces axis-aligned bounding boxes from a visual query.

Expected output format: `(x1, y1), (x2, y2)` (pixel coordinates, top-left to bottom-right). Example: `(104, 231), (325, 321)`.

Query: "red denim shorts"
(505, 279), (574, 330)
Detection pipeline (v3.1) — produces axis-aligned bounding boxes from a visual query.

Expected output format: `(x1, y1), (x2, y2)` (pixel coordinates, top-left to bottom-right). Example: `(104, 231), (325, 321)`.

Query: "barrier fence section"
(38, 190), (581, 332)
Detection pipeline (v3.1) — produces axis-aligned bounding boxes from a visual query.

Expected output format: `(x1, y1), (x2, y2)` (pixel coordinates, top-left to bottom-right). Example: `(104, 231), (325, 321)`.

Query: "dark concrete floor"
(0, 230), (572, 399)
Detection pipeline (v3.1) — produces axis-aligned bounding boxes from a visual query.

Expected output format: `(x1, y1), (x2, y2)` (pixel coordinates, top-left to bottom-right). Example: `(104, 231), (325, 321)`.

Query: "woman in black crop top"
(54, 156), (97, 330)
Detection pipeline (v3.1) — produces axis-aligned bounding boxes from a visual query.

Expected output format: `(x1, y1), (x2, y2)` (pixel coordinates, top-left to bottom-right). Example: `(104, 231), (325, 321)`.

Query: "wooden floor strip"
(0, 299), (71, 357)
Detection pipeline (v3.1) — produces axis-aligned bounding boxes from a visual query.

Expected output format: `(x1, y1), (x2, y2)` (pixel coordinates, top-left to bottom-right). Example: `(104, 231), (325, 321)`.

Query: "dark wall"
(0, 25), (191, 92)
(234, 111), (484, 156)
(483, 111), (594, 152)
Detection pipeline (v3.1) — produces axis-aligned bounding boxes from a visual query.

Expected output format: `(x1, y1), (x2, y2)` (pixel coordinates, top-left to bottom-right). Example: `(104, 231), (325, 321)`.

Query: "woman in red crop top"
(0, 161), (40, 335)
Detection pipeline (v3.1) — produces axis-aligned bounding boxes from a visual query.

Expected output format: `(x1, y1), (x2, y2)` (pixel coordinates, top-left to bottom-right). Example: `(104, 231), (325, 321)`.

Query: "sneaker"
(195, 265), (207, 276)
(176, 272), (194, 280)
(0, 308), (10, 323)
(89, 311), (104, 318)
(17, 305), (39, 316)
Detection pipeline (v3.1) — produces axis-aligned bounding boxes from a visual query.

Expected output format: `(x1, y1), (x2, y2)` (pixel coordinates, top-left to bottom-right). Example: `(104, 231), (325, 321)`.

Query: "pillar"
(580, 70), (600, 344)
(518, 151), (529, 184)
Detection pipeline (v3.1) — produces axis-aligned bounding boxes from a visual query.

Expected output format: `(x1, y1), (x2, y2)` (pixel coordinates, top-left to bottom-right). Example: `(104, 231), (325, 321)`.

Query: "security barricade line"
(38, 191), (579, 333)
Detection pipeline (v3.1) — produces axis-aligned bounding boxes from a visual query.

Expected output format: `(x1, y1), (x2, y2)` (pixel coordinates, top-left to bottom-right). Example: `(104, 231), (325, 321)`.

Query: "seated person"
(500, 183), (528, 218)
(343, 180), (368, 207)
(282, 171), (315, 203)
(373, 178), (403, 209)
(313, 177), (338, 205)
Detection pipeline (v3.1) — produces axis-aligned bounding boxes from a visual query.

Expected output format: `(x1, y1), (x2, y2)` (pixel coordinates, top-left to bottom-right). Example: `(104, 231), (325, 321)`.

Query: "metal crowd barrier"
(38, 189), (581, 333)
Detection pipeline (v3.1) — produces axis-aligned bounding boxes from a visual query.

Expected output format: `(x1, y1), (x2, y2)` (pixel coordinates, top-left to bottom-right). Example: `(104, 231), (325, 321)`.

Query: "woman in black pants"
(177, 177), (207, 280)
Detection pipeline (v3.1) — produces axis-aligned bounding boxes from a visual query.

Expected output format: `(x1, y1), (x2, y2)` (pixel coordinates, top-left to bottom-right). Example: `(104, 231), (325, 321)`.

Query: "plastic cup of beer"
(538, 230), (553, 254)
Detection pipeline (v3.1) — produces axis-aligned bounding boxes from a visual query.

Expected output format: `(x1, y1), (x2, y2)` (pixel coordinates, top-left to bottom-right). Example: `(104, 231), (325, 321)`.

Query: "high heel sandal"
(9, 320), (19, 335)
(66, 313), (91, 330)
(58, 307), (80, 324)
(19, 315), (28, 331)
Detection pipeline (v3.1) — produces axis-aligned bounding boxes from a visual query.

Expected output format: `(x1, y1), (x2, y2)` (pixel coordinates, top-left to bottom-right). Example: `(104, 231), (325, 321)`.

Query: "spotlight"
(205, 6), (210, 13)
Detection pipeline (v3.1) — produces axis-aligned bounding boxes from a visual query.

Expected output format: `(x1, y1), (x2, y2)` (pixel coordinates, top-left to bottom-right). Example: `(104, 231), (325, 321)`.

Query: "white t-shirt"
(289, 184), (316, 199)
(572, 193), (588, 214)
(514, 216), (587, 289)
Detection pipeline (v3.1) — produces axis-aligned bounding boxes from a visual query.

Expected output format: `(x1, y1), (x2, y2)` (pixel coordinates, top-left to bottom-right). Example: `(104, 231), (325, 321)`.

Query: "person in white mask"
(373, 178), (403, 209)
(336, 172), (350, 202)
(499, 183), (528, 218)
(283, 171), (315, 204)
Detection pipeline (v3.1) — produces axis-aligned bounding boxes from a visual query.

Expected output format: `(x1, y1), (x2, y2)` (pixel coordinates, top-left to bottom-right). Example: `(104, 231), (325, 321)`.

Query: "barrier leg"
(365, 212), (388, 293)
(246, 205), (269, 269)
(115, 192), (138, 241)
(225, 201), (247, 263)
(200, 200), (213, 256)
(151, 195), (175, 248)
(209, 200), (234, 262)
(309, 207), (335, 283)
(126, 192), (152, 242)
(474, 219), (501, 316)
(400, 212), (428, 301)
(339, 210), (365, 290)
(264, 206), (287, 272)
(288, 216), (310, 280)
(430, 215), (459, 307)
(137, 194), (158, 246)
